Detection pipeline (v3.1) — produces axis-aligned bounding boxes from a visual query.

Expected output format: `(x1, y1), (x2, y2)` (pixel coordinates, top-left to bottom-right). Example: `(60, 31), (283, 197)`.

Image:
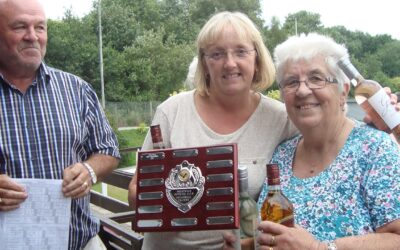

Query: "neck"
(0, 67), (38, 93)
(294, 117), (354, 177)
(302, 116), (353, 150)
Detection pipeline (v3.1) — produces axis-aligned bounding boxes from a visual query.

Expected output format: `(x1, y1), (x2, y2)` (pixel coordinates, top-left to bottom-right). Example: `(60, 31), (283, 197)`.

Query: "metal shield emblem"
(165, 160), (205, 213)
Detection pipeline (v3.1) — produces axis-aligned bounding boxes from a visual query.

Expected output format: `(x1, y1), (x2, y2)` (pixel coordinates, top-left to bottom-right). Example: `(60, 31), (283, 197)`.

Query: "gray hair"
(274, 33), (350, 92)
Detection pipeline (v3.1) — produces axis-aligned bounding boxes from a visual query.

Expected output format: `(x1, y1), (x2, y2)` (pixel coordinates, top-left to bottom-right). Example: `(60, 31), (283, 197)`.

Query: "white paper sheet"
(0, 179), (71, 250)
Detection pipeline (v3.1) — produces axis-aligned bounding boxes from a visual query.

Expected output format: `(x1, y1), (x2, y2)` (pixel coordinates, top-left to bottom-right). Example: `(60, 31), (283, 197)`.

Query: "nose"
(23, 26), (39, 41)
(223, 52), (237, 68)
(295, 80), (312, 96)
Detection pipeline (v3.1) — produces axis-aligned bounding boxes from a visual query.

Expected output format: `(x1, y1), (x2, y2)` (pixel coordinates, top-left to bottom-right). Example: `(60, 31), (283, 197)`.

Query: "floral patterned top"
(257, 122), (400, 241)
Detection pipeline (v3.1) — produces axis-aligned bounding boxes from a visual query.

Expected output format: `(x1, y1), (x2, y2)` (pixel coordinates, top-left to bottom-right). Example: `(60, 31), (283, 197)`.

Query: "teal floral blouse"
(257, 122), (400, 241)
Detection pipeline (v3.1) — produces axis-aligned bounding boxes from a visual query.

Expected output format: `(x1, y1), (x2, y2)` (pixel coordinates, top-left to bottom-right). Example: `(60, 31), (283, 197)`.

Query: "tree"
(282, 11), (323, 36)
(376, 41), (400, 77)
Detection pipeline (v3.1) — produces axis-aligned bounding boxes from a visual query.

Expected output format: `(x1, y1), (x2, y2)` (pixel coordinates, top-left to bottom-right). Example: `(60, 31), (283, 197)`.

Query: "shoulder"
(351, 122), (397, 148)
(348, 121), (400, 165)
(259, 94), (286, 112)
(276, 135), (301, 151)
(157, 90), (194, 110)
(42, 63), (93, 91)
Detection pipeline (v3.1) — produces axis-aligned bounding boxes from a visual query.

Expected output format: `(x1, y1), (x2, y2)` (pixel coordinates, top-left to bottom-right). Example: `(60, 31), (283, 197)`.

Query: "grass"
(92, 183), (128, 203)
(117, 128), (148, 168)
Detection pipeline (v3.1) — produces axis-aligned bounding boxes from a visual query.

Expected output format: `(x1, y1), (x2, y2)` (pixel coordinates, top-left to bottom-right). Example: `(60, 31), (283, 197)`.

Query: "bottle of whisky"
(238, 164), (258, 249)
(150, 124), (166, 149)
(337, 56), (400, 142)
(260, 163), (294, 227)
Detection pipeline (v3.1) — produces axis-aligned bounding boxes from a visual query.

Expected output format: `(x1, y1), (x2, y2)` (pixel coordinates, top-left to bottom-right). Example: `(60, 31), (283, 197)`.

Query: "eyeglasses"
(204, 48), (256, 61)
(279, 76), (338, 94)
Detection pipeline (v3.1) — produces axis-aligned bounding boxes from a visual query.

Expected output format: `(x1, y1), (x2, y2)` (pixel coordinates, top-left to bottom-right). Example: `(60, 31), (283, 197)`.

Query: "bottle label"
(278, 215), (294, 227)
(368, 89), (400, 129)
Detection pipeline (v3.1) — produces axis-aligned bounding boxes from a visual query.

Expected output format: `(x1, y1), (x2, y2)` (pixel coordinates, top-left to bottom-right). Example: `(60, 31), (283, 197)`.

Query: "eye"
(235, 49), (248, 57)
(284, 79), (300, 88)
(210, 51), (224, 60)
(35, 25), (47, 32)
(308, 75), (324, 83)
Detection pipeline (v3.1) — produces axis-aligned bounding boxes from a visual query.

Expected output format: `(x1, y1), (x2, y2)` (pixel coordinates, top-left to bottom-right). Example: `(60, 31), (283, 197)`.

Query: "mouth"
(223, 73), (241, 79)
(297, 103), (319, 110)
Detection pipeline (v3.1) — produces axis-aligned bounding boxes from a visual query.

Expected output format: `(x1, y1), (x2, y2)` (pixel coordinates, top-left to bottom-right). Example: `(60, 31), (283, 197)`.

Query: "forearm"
(334, 232), (400, 250)
(128, 174), (137, 209)
(84, 154), (119, 182)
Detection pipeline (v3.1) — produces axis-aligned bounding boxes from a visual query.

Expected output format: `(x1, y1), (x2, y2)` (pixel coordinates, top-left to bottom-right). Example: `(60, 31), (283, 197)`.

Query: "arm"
(334, 220), (400, 250)
(257, 220), (400, 250)
(62, 154), (119, 199)
(128, 174), (138, 209)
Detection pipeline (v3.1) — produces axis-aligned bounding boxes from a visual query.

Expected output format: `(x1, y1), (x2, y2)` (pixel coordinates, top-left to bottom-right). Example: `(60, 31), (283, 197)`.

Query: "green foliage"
(265, 89), (281, 101)
(44, 0), (400, 105)
(118, 128), (148, 167)
(137, 122), (148, 134)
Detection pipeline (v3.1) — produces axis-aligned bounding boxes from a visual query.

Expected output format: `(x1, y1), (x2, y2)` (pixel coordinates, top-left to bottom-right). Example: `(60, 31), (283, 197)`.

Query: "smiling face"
(281, 56), (347, 131)
(0, 0), (47, 77)
(202, 26), (257, 96)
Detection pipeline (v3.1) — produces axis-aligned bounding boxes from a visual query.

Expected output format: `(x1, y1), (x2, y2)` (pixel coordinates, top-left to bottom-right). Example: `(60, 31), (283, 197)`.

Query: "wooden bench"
(90, 148), (144, 249)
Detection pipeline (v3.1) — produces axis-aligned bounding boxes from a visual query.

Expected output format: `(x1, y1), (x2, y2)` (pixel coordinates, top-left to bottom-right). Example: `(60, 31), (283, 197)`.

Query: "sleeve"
(362, 134), (400, 229)
(83, 82), (120, 158)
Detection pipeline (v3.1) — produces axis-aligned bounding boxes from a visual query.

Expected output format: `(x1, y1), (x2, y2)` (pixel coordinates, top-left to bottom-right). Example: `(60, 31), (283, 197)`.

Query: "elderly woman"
(255, 33), (400, 250)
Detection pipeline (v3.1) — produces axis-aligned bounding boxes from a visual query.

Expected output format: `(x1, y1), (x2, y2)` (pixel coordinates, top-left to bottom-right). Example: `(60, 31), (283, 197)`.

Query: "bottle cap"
(267, 163), (280, 185)
(238, 164), (249, 192)
(337, 56), (362, 86)
(238, 164), (248, 180)
(150, 124), (163, 143)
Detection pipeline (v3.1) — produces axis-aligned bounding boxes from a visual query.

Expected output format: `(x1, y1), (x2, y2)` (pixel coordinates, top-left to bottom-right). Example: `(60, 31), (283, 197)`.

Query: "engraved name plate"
(206, 146), (233, 155)
(206, 216), (234, 225)
(139, 191), (164, 200)
(137, 219), (163, 228)
(206, 202), (234, 210)
(173, 149), (199, 158)
(139, 178), (164, 187)
(206, 187), (234, 196)
(138, 205), (163, 214)
(171, 218), (198, 227)
(206, 173), (233, 182)
(140, 152), (165, 161)
(139, 165), (164, 174)
(206, 160), (233, 169)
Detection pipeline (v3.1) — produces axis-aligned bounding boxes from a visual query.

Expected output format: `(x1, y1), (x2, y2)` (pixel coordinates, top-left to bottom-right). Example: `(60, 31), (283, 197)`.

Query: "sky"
(39, 0), (400, 40)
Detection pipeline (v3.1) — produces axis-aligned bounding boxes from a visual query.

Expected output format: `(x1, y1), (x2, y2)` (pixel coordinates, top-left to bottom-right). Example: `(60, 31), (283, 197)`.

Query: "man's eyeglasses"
(204, 48), (256, 61)
(279, 76), (338, 94)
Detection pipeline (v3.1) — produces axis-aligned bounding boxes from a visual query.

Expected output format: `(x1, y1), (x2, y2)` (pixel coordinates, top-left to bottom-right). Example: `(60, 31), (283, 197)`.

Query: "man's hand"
(0, 175), (28, 211)
(62, 163), (92, 199)
(364, 87), (400, 124)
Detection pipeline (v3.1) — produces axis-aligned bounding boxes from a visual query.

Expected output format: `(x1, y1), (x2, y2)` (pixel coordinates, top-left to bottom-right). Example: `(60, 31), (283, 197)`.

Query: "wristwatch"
(82, 162), (97, 184)
(326, 241), (338, 250)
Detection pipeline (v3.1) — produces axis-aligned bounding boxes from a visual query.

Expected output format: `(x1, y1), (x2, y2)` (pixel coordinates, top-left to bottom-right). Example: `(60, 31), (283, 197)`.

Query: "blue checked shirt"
(0, 63), (120, 249)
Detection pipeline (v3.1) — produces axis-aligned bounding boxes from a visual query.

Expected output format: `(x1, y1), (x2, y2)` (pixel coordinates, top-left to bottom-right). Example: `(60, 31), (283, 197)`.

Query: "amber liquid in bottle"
(260, 163), (294, 227)
(150, 124), (165, 149)
(337, 56), (400, 143)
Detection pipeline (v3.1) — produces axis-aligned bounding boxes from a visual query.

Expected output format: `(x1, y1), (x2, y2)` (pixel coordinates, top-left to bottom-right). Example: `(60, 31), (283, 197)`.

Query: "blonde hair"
(194, 11), (275, 96)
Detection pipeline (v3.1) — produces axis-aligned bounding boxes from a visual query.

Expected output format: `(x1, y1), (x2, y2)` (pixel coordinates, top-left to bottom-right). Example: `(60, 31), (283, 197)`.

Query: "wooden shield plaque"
(133, 143), (239, 232)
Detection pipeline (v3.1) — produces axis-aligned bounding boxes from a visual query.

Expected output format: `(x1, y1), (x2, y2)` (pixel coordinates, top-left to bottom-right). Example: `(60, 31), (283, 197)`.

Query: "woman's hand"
(257, 221), (324, 250)
(222, 230), (237, 250)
